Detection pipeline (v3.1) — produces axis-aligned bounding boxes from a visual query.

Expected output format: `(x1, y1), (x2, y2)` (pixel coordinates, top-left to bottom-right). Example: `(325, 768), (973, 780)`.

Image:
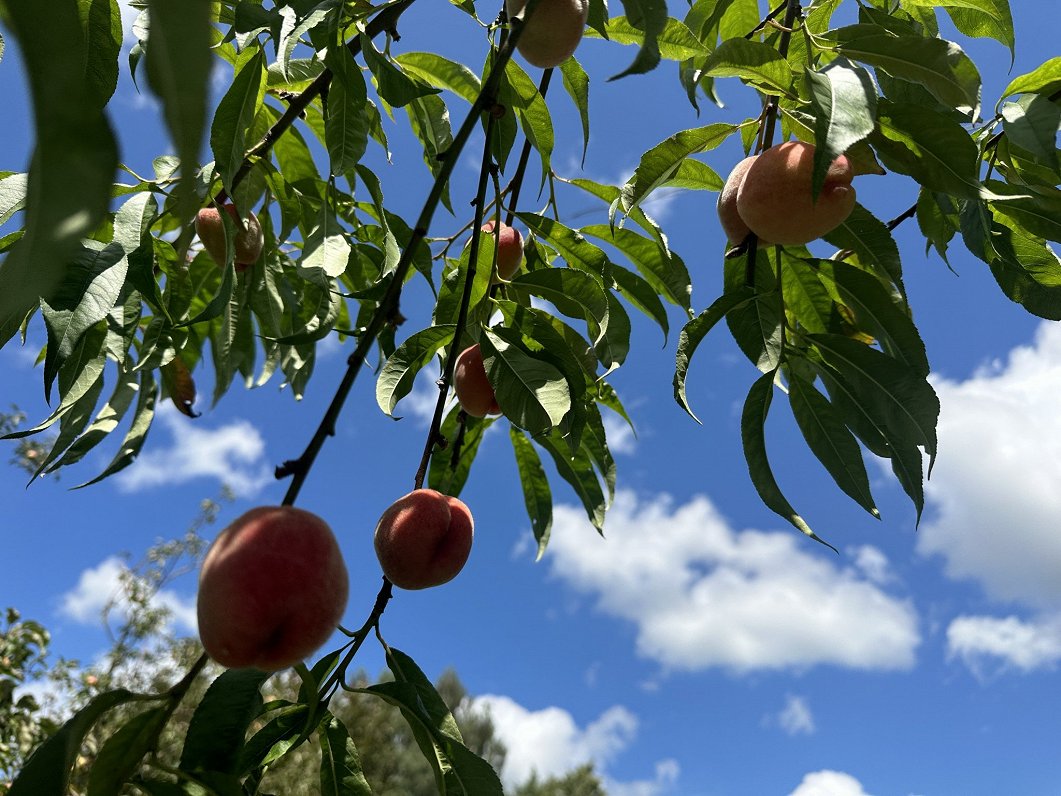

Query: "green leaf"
(742, 372), (835, 550)
(805, 57), (877, 198)
(79, 0), (121, 106)
(516, 214), (611, 276)
(1001, 94), (1061, 173)
(46, 366), (139, 472)
(210, 45), (266, 193)
(482, 327), (571, 435)
(788, 373), (879, 518)
(559, 57), (591, 166)
(8, 689), (147, 796)
(75, 370), (157, 488)
(376, 325), (455, 416)
(370, 647), (503, 796)
(822, 203), (905, 297)
(505, 59), (554, 186)
(404, 93), (454, 213)
(988, 183), (1061, 243)
(325, 48), (370, 176)
(780, 256), (832, 335)
(0, 0), (118, 347)
(361, 31), (440, 107)
(901, 0), (1015, 57)
(581, 224), (692, 312)
(145, 0), (211, 218)
(606, 1), (679, 79)
(237, 704), (313, 776)
(620, 123), (737, 216)
(810, 333), (939, 462)
(537, 430), (607, 531)
(871, 100), (980, 199)
(319, 715), (373, 796)
(180, 668), (270, 775)
(428, 408), (496, 498)
(87, 707), (169, 796)
(674, 288), (755, 422)
(998, 55), (1061, 106)
(831, 25), (981, 111)
(395, 51), (481, 105)
(587, 13), (708, 60)
(0, 172), (27, 226)
(41, 242), (128, 401)
(510, 426), (553, 559)
(508, 267), (609, 348)
(724, 254), (783, 373)
(299, 204), (351, 278)
(701, 38), (795, 95)
(610, 261), (669, 340)
(984, 212), (1061, 320)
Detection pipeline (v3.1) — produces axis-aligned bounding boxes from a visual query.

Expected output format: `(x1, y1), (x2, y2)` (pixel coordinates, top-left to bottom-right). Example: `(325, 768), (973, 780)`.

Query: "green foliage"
(1, 0), (1057, 791)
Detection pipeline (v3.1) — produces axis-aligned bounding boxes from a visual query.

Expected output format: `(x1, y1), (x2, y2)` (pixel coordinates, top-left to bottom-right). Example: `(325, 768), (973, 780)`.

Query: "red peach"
(453, 344), (501, 418)
(196, 506), (349, 671)
(482, 220), (525, 281)
(505, 0), (590, 69)
(374, 489), (474, 590)
(195, 203), (265, 271)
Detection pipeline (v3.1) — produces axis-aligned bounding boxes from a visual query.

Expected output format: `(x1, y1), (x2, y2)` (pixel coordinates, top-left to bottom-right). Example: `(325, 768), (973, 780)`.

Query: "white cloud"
(473, 696), (676, 794)
(851, 545), (893, 585)
(920, 322), (1061, 608)
(59, 556), (197, 634)
(602, 412), (637, 455)
(789, 770), (872, 796)
(778, 694), (816, 736)
(947, 614), (1061, 676)
(115, 405), (272, 496)
(545, 491), (920, 672)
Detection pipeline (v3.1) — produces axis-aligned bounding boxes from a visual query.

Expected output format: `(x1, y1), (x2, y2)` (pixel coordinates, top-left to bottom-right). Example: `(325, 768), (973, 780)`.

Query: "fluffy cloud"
(115, 405), (272, 496)
(59, 556), (197, 633)
(777, 695), (816, 736)
(920, 322), (1061, 608)
(473, 696), (677, 794)
(789, 770), (872, 796)
(947, 614), (1061, 675)
(545, 491), (919, 672)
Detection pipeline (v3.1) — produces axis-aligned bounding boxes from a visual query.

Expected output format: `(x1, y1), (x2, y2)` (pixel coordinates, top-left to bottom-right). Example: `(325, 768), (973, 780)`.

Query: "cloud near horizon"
(543, 490), (920, 673)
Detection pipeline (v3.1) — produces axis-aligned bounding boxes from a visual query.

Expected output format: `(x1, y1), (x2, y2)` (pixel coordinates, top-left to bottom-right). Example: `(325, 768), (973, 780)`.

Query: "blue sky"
(3, 2), (1061, 794)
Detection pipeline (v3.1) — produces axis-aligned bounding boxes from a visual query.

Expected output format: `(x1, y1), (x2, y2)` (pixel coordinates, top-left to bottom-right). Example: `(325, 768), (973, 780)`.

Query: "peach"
(482, 220), (524, 280)
(505, 0), (590, 69)
(195, 203), (265, 271)
(453, 343), (501, 418)
(196, 506), (349, 671)
(717, 155), (758, 246)
(374, 489), (474, 590)
(735, 141), (856, 245)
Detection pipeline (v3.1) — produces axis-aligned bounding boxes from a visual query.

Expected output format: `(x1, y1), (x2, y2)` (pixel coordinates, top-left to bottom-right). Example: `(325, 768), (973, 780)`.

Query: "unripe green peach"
(374, 489), (474, 590)
(716, 155), (758, 246)
(195, 203), (265, 271)
(196, 506), (349, 671)
(482, 220), (525, 281)
(454, 343), (501, 418)
(505, 0), (590, 69)
(735, 141), (856, 245)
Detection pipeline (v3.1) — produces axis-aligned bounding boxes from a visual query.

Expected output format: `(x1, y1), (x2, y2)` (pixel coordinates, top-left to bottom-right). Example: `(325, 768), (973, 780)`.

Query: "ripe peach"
(482, 220), (524, 280)
(717, 155), (758, 246)
(453, 344), (501, 418)
(195, 203), (265, 272)
(196, 506), (349, 671)
(505, 0), (590, 69)
(374, 489), (474, 590)
(735, 141), (856, 245)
